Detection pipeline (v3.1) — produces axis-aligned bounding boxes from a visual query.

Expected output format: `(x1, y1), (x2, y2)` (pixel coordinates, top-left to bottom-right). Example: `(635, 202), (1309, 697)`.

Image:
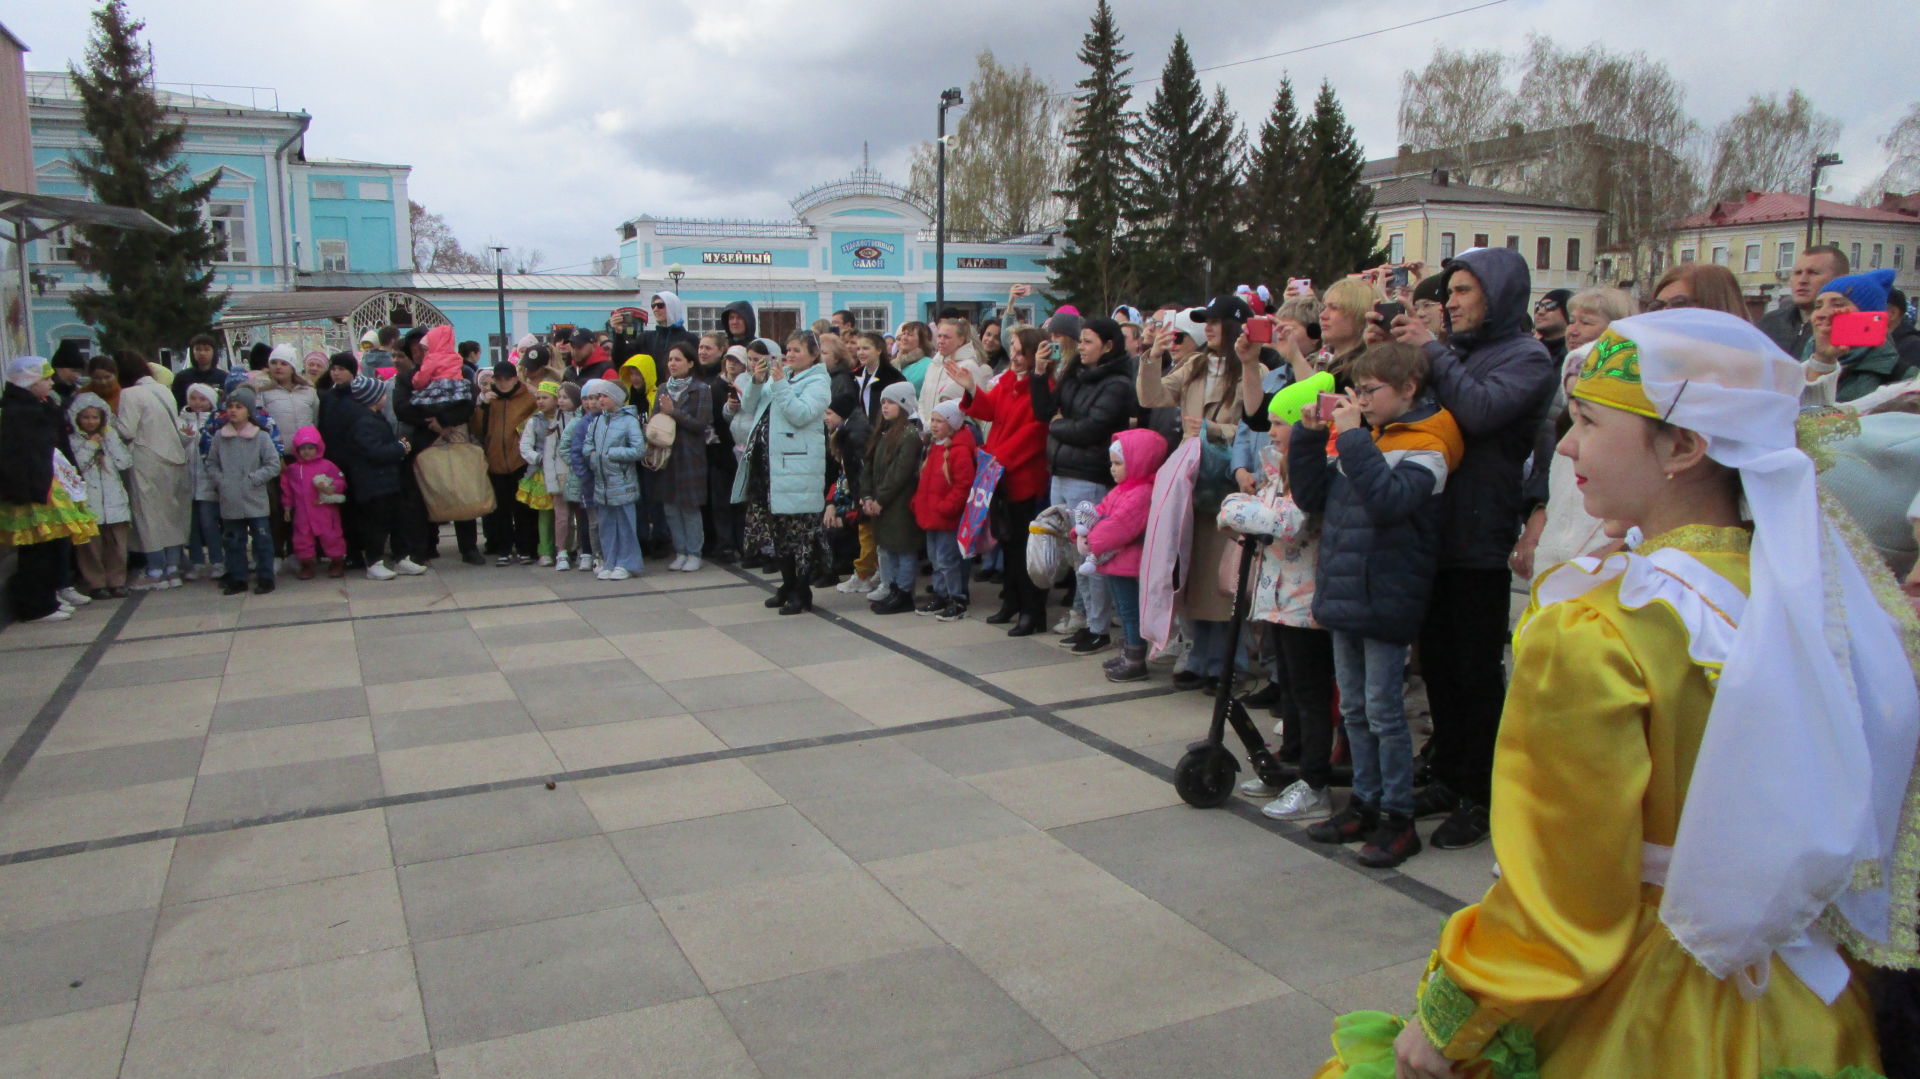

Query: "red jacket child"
(910, 412), (978, 532)
(281, 425), (348, 570)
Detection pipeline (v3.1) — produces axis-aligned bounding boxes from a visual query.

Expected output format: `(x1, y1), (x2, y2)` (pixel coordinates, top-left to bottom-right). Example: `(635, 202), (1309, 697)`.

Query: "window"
(312, 180), (346, 199)
(1504, 235), (1520, 252)
(1777, 241), (1795, 270)
(488, 333), (508, 366)
(1680, 248), (1696, 263)
(1599, 257), (1614, 281)
(685, 305), (725, 333)
(1871, 244), (1884, 269)
(1472, 233), (1489, 249)
(1535, 237), (1551, 271)
(1003, 305), (1034, 327)
(1711, 245), (1729, 266)
(1651, 250), (1665, 276)
(848, 305), (889, 332)
(1743, 243), (1761, 272)
(207, 202), (249, 264)
(357, 182), (385, 200)
(1439, 232), (1456, 260)
(47, 226), (76, 262)
(1388, 234), (1405, 262)
(1484, 168), (1502, 186)
(1566, 238), (1581, 272)
(317, 239), (349, 273)
(1897, 246), (1906, 275)
(1851, 242), (1863, 268)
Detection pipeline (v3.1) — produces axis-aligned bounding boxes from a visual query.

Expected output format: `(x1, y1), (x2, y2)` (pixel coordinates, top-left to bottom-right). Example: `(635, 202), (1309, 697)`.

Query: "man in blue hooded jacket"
(1390, 246), (1555, 850)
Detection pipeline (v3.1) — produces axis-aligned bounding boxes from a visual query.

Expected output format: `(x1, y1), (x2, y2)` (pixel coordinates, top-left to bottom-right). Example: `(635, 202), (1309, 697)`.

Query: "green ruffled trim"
(1415, 968), (1541, 1079)
(1759, 1068), (1884, 1079)
(1325, 1010), (1402, 1079)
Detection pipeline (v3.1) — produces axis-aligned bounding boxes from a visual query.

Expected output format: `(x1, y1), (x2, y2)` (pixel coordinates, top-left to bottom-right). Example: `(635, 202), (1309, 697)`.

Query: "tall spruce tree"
(66, 1), (226, 354)
(1297, 80), (1380, 288)
(1043, 0), (1141, 314)
(1133, 34), (1243, 305)
(1241, 77), (1308, 290)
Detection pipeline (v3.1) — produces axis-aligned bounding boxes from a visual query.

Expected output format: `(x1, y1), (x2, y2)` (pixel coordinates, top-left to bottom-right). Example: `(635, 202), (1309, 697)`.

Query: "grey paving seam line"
(721, 565), (1466, 918)
(0, 577), (756, 653)
(0, 591), (146, 803)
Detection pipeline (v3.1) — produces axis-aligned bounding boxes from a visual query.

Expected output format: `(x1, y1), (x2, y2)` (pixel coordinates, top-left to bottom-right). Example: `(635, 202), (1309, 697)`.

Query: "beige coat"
(113, 377), (192, 550)
(1137, 349), (1247, 622)
(916, 342), (993, 422)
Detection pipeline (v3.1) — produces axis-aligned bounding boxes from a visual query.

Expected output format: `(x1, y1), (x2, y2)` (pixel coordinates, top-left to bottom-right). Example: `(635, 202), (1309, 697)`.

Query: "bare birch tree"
(1858, 101), (1920, 204)
(1705, 90), (1842, 203)
(1396, 46), (1510, 182)
(908, 50), (1068, 237)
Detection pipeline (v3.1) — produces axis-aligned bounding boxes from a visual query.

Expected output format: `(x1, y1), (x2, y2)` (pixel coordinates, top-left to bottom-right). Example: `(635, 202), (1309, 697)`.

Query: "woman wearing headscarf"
(1321, 309), (1920, 1079)
(0, 357), (98, 622)
(113, 349), (193, 588)
(731, 332), (831, 614)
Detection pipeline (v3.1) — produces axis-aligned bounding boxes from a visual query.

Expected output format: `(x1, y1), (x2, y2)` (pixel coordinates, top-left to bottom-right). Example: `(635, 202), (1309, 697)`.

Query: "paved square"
(0, 559), (1491, 1078)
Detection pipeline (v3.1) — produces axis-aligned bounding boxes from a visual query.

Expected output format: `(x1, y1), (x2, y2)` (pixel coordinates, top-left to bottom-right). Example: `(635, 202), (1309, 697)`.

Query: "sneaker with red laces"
(1356, 812), (1423, 868)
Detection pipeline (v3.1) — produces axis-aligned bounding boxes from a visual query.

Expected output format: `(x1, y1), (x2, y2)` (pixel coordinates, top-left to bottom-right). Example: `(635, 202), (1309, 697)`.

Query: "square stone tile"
(689, 599), (786, 627)
(465, 603), (591, 632)
(526, 681), (694, 732)
(573, 760), (785, 833)
(501, 655), (650, 696)
(225, 624), (353, 669)
(0, 778), (194, 854)
(446, 585), (558, 609)
(1302, 957), (1426, 1017)
(316, 1053), (438, 1079)
(790, 654), (1007, 726)
(218, 660), (364, 702)
(396, 836), (642, 942)
(898, 718), (1098, 778)
(541, 714), (724, 771)
(745, 740), (954, 803)
(609, 804), (854, 900)
(164, 809), (392, 905)
(119, 947), (428, 1079)
(183, 754), (385, 825)
(383, 784), (600, 866)
(791, 782), (1037, 863)
(630, 639), (778, 682)
(99, 632), (233, 665)
(352, 611), (468, 640)
(571, 602), (704, 637)
(42, 678), (218, 754)
(721, 621), (890, 667)
(209, 685), (370, 734)
(983, 1058), (1098, 1079)
(113, 611), (237, 639)
(7, 737), (205, 801)
(660, 668), (822, 712)
(604, 625), (736, 661)
(1075, 993), (1333, 1079)
(715, 946), (1063, 1079)
(692, 698), (874, 748)
(0, 839), (171, 935)
(1055, 695), (1212, 748)
(938, 639), (1081, 677)
(870, 834), (1287, 1050)
(966, 754), (1182, 830)
(658, 867), (938, 991)
(412, 904), (703, 1050)
(489, 636), (624, 672)
(199, 717), (376, 775)
(378, 732), (562, 795)
(82, 651), (227, 691)
(432, 996), (758, 1079)
(983, 663), (1159, 706)
(368, 698), (535, 752)
(358, 631), (497, 686)
(364, 671), (515, 715)
(0, 909), (153, 1026)
(0, 1001), (136, 1079)
(143, 869), (407, 992)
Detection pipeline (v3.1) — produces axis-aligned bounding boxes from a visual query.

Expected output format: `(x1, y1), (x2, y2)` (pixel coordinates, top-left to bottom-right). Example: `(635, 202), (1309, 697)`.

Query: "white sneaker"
(393, 557), (427, 576)
(1238, 777), (1281, 799)
(554, 553), (571, 572)
(25, 609), (71, 623)
(868, 582), (893, 603)
(536, 555), (553, 567)
(209, 564), (226, 581)
(681, 556), (701, 572)
(165, 575), (184, 589)
(668, 554), (688, 572)
(57, 601), (74, 614)
(595, 568), (612, 580)
(130, 574), (165, 591)
(578, 554), (596, 572)
(366, 562), (397, 581)
(1052, 609), (1087, 635)
(606, 567), (631, 581)
(56, 587), (91, 606)
(836, 574), (870, 593)
(1260, 780), (1333, 822)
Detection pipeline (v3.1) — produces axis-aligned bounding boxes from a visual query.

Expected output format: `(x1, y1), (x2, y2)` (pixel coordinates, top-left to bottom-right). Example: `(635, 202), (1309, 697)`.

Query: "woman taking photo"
(953, 325), (1051, 635)
(113, 349), (192, 589)
(732, 332), (831, 614)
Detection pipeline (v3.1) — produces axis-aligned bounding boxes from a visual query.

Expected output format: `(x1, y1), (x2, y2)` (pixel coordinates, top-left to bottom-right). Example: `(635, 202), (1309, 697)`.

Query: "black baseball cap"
(567, 328), (597, 347)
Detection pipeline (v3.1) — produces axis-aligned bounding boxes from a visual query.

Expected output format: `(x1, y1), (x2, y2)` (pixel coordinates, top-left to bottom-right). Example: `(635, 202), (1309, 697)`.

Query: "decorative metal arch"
(218, 289), (449, 361)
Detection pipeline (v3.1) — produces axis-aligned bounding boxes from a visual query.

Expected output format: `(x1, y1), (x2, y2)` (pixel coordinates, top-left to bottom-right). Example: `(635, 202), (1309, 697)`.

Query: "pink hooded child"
(281, 425), (348, 571)
(1084, 428), (1169, 577)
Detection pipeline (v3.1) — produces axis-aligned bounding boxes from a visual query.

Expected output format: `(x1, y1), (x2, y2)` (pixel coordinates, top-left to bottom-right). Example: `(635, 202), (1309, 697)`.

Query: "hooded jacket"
(730, 362), (831, 515)
(68, 393), (133, 525)
(280, 426), (348, 524)
(635, 291), (697, 368)
(323, 391), (407, 503)
(1290, 397), (1467, 643)
(411, 325), (464, 388)
(722, 300), (758, 346)
(472, 376), (537, 474)
(1420, 247), (1555, 569)
(1799, 336), (1906, 403)
(172, 360), (227, 410)
(864, 411), (925, 552)
(1086, 428), (1170, 578)
(1032, 351), (1135, 485)
(584, 403), (645, 506)
(911, 421), (978, 532)
(618, 355), (656, 412)
(204, 416), (283, 519)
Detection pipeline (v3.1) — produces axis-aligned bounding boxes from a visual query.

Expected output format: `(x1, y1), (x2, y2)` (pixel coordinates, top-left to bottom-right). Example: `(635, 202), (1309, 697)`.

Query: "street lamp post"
(1807, 152), (1843, 249)
(667, 262), (684, 294)
(489, 245), (508, 364)
(936, 87), (964, 317)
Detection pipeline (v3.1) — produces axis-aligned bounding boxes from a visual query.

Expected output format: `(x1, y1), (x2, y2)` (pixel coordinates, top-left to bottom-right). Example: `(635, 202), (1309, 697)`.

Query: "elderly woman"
(732, 332), (831, 614)
(113, 349), (192, 589)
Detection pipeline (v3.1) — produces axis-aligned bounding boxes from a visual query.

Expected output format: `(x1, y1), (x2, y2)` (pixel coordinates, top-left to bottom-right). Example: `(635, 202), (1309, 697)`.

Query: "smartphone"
(1317, 392), (1342, 423)
(1373, 302), (1406, 326)
(1832, 311), (1889, 349)
(1391, 266), (1410, 288)
(1246, 316), (1274, 344)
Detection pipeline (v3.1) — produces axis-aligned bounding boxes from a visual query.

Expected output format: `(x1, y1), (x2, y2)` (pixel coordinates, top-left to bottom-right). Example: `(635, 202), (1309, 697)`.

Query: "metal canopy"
(215, 288), (449, 359)
(1, 188), (173, 361)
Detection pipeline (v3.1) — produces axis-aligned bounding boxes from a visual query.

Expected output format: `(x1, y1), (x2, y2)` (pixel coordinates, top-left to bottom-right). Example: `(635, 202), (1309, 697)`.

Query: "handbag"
(641, 411), (676, 471)
(1191, 434), (1235, 519)
(413, 427), (494, 522)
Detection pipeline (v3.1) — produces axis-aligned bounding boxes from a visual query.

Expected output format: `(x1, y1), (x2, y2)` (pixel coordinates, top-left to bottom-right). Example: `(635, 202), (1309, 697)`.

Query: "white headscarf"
(1616, 309), (1920, 1000)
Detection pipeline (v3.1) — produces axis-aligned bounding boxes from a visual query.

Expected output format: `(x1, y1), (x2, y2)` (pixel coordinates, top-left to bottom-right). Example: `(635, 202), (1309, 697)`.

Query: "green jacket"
(1801, 338), (1903, 403)
(865, 418), (924, 553)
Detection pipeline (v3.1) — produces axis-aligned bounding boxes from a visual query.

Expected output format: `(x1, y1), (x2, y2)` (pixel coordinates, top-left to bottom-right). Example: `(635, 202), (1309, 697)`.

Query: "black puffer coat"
(1031, 355), (1133, 485)
(0, 382), (62, 506)
(322, 391), (407, 502)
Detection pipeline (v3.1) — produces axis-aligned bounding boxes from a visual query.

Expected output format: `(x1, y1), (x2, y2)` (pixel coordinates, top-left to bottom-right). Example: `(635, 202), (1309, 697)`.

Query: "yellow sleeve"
(1418, 597), (1653, 1059)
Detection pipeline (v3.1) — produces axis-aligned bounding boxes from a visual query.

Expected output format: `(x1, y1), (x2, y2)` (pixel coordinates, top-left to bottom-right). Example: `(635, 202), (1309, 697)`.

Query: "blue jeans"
(1187, 619), (1246, 679)
(188, 500), (222, 568)
(661, 503), (704, 556)
(1051, 477), (1112, 632)
(221, 517), (274, 583)
(1103, 574), (1142, 647)
(1329, 630), (1415, 817)
(878, 548), (918, 591)
(925, 530), (968, 602)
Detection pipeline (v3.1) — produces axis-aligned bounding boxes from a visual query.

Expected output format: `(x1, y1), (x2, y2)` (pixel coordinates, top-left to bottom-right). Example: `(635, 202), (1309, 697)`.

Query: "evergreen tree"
(1241, 77), (1308, 291)
(1132, 34), (1243, 305)
(65, 1), (226, 354)
(1042, 0), (1141, 315)
(1296, 80), (1380, 288)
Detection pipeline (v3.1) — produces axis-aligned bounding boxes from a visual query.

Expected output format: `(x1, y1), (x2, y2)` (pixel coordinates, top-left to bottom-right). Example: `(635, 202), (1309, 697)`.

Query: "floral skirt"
(0, 487), (99, 547)
(515, 471), (553, 511)
(745, 501), (820, 576)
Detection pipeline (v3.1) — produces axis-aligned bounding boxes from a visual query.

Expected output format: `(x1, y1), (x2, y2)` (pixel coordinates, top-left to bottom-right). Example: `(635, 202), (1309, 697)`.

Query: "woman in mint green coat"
(732, 333), (831, 613)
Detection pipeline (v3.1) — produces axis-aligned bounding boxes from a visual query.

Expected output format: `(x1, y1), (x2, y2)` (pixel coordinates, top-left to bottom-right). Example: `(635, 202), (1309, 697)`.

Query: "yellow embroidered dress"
(1315, 525), (1884, 1078)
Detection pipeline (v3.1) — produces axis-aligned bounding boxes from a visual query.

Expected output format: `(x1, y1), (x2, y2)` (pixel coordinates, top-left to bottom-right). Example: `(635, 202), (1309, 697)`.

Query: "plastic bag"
(1027, 504), (1073, 587)
(413, 428), (494, 522)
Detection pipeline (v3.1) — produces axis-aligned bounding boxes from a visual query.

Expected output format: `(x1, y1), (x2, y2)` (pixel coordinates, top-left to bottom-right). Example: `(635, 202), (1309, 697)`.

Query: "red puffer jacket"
(959, 372), (1048, 503)
(910, 423), (977, 532)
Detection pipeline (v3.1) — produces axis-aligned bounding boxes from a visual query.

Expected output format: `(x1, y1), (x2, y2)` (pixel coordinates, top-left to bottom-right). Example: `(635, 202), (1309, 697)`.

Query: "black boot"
(983, 604), (1018, 625)
(1007, 612), (1041, 637)
(764, 559), (794, 608)
(780, 569), (813, 615)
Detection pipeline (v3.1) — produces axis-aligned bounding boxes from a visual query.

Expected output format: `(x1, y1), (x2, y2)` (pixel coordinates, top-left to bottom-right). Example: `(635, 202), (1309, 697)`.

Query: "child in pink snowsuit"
(281, 426), (348, 578)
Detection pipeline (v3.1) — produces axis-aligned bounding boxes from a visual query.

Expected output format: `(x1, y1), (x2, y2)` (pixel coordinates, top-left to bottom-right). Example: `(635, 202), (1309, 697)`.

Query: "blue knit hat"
(1820, 267), (1897, 315)
(348, 375), (386, 408)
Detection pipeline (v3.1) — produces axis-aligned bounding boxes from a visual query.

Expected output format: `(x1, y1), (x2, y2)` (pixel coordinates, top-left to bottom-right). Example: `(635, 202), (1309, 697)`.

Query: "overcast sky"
(10, 0), (1909, 272)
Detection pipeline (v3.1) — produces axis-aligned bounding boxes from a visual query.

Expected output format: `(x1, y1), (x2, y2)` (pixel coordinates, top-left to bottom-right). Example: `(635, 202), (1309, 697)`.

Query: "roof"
(301, 156), (411, 172)
(1677, 192), (1920, 229)
(27, 72), (296, 116)
(300, 271), (639, 292)
(0, 22), (27, 53)
(0, 188), (172, 241)
(1362, 124), (1599, 183)
(218, 288), (449, 333)
(1369, 176), (1597, 213)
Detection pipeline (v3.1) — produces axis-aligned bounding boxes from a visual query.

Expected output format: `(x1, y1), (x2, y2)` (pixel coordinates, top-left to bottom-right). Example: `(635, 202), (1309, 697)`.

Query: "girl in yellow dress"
(1316, 310), (1920, 1078)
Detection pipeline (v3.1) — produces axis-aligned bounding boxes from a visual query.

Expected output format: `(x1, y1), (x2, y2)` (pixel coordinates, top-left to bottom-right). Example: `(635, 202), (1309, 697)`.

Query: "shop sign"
(956, 257), (1008, 270)
(702, 251), (773, 265)
(839, 238), (897, 269)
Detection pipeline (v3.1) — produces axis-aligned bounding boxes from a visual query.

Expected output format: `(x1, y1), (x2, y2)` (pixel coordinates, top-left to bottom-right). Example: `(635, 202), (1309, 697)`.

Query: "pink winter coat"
(1085, 428), (1168, 578)
(1139, 435), (1202, 653)
(280, 425), (347, 523)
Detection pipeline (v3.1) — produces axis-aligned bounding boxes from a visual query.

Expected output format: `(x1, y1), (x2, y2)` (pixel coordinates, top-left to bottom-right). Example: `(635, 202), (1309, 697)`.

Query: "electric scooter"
(1173, 535), (1292, 807)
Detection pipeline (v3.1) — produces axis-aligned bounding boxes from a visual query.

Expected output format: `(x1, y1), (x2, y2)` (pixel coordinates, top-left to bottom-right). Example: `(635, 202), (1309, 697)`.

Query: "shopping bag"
(413, 428), (494, 522)
(956, 449), (1003, 557)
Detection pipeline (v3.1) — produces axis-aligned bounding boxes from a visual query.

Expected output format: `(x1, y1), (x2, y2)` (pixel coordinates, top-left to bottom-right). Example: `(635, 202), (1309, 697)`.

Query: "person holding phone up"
(1802, 268), (1905, 404)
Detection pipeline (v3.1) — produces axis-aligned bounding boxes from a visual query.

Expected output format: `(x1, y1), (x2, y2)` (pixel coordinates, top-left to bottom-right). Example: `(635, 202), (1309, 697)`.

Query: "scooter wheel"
(1173, 744), (1239, 808)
